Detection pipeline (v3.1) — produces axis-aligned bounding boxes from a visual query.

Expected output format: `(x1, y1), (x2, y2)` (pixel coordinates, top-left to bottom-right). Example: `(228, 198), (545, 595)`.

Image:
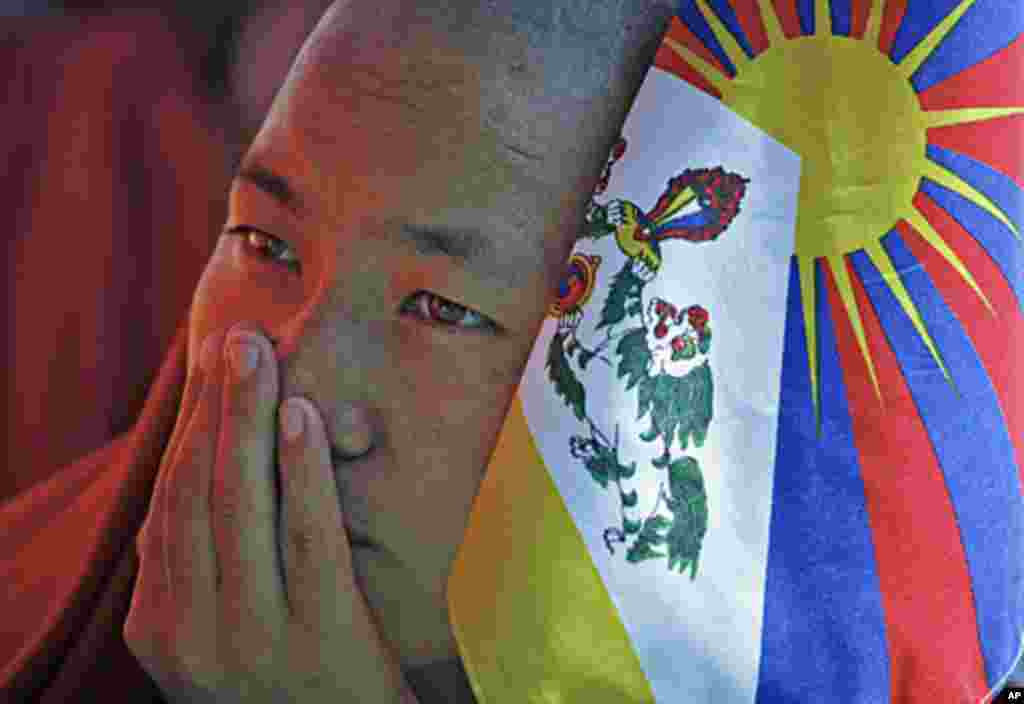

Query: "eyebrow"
(397, 223), (496, 272)
(236, 162), (532, 286)
(237, 163), (305, 216)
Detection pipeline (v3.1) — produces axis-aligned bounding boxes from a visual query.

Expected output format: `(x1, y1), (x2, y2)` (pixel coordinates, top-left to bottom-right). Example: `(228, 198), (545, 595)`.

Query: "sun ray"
(863, 240), (957, 395)
(799, 256), (821, 428)
(695, 0), (753, 72)
(904, 207), (996, 314)
(814, 0), (832, 36)
(827, 254), (884, 404)
(921, 159), (1021, 240)
(757, 0), (786, 48)
(897, 0), (978, 80)
(863, 0), (884, 47)
(922, 107), (1024, 129)
(662, 36), (732, 95)
(654, 0), (1012, 424)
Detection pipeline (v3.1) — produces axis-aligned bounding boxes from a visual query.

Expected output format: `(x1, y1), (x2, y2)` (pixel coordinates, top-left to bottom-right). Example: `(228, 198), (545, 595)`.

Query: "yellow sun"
(664, 0), (1023, 423)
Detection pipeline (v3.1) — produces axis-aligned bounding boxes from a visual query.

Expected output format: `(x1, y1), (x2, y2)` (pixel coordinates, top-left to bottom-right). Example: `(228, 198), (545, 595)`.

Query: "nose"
(268, 299), (384, 460)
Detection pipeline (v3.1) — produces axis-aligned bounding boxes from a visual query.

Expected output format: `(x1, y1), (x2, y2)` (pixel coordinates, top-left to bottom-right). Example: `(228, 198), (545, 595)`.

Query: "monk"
(0, 1), (674, 702)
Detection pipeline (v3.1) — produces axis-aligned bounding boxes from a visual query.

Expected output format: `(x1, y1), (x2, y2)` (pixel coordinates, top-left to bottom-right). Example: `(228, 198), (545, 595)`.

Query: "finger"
(127, 531), (171, 661)
(278, 396), (385, 649)
(210, 325), (286, 635)
(277, 396), (345, 628)
(157, 334), (222, 576)
(137, 334), (216, 555)
(278, 397), (411, 695)
(132, 333), (220, 631)
(329, 402), (375, 460)
(162, 334), (223, 639)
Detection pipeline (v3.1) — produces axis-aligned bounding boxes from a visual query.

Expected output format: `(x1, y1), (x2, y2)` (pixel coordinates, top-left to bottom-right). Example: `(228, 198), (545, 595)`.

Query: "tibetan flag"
(448, 0), (1024, 702)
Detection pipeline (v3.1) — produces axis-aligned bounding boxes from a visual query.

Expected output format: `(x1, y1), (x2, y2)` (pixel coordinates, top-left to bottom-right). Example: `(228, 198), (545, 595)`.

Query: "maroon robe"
(2, 12), (228, 503)
(1, 321), (192, 702)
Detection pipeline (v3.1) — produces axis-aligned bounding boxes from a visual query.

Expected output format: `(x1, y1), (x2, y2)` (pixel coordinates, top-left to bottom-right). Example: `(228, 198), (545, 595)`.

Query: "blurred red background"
(2, 2), (327, 503)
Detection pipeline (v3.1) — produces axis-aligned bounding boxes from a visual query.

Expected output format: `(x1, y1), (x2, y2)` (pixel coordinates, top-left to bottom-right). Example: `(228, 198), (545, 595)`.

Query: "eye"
(400, 291), (498, 333)
(227, 226), (301, 273)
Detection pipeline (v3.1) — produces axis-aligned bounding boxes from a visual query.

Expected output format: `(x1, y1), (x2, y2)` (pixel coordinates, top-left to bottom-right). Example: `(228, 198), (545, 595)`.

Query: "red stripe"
(653, 46), (724, 100)
(654, 17), (726, 100)
(849, 0), (872, 38)
(729, 0), (770, 54)
(901, 195), (1024, 493)
(770, 0), (803, 38)
(824, 258), (988, 703)
(919, 34), (1024, 111)
(926, 114), (1024, 189)
(669, 15), (730, 76)
(878, 0), (907, 54)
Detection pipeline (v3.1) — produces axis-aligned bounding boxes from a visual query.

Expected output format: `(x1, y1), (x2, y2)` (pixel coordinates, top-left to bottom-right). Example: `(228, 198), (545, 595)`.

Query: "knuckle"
(223, 382), (273, 441)
(215, 488), (245, 528)
(287, 522), (318, 564)
(224, 374), (260, 418)
(167, 541), (196, 594)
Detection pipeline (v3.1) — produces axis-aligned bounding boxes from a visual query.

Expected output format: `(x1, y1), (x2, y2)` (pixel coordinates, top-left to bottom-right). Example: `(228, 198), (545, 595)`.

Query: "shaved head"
(266, 0), (674, 282)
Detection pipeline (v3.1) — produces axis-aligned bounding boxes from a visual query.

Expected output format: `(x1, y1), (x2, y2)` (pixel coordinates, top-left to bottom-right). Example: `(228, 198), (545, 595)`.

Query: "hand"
(126, 325), (419, 704)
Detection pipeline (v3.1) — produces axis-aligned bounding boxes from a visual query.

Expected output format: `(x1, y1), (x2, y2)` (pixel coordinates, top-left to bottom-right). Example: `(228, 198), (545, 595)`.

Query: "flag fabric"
(448, 0), (1024, 702)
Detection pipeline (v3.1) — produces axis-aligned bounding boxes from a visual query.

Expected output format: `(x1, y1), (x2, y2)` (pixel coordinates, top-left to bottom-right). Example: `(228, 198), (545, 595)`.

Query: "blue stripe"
(755, 257), (889, 703)
(795, 0), (855, 35)
(796, 0), (814, 34)
(830, 0), (853, 36)
(925, 145), (1024, 242)
(677, 0), (738, 76)
(850, 234), (1024, 688)
(918, 170), (1024, 314)
(654, 209), (714, 232)
(910, 0), (1023, 94)
(890, 0), (961, 64)
(706, 0), (756, 57)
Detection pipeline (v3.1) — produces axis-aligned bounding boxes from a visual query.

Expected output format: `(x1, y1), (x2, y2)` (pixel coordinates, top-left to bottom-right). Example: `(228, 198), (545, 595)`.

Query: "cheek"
(389, 332), (527, 477)
(385, 381), (515, 553)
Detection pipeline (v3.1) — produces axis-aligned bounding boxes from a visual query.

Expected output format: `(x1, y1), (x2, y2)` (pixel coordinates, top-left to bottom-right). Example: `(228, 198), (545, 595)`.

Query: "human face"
(186, 4), (611, 668)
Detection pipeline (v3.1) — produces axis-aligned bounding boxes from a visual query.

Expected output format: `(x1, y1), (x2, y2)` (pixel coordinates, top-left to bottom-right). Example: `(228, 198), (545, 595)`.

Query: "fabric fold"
(1, 321), (189, 702)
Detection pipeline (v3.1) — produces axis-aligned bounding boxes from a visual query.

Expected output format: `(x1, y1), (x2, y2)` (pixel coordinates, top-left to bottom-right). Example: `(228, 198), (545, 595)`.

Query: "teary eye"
(225, 227), (495, 333)
(226, 226), (301, 272)
(400, 291), (498, 332)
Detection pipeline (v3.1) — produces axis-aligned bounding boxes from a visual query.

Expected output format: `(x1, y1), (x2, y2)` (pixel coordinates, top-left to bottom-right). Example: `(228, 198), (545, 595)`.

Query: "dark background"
(2, 0), (329, 502)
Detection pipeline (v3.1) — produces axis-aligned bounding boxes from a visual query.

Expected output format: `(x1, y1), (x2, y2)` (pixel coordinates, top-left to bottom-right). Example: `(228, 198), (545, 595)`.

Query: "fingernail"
(227, 332), (261, 379)
(337, 404), (373, 456)
(280, 398), (306, 442)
